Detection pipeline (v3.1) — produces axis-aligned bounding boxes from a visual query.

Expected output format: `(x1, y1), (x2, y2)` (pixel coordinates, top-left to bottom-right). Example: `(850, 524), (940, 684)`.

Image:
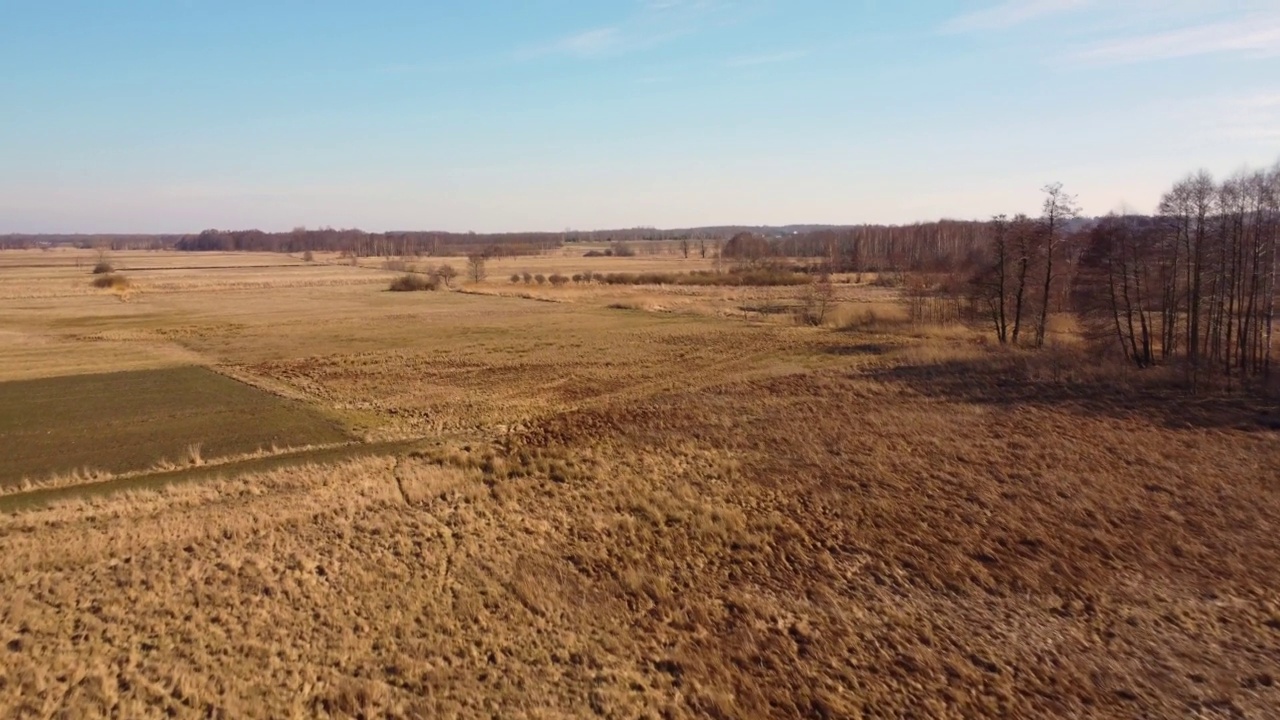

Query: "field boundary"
(0, 439), (423, 513)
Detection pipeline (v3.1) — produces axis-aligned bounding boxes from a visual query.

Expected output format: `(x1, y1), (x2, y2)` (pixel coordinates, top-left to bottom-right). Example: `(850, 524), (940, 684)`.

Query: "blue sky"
(2, 0), (1278, 233)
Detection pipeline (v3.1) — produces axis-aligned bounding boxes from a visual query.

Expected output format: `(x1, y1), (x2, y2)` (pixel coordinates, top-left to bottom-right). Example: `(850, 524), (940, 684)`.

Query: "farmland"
(1, 247), (1278, 718)
(0, 366), (348, 488)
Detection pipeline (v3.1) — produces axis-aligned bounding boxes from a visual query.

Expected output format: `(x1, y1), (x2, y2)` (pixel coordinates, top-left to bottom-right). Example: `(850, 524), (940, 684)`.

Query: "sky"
(1, 0), (1278, 233)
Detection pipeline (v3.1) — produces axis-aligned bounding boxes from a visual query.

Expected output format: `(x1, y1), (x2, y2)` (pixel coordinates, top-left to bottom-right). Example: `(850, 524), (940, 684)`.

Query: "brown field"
(1, 247), (1278, 718)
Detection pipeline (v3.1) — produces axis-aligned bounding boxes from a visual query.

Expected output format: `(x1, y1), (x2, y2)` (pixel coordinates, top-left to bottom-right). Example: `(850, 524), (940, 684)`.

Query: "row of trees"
(174, 227), (562, 257)
(721, 221), (999, 272)
(177, 224), (998, 268)
(1, 223), (1047, 275)
(964, 162), (1278, 388)
(0, 234), (180, 250)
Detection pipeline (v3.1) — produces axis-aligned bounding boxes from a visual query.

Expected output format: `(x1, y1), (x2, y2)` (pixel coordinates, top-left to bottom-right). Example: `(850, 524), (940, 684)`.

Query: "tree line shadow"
(862, 355), (1280, 432)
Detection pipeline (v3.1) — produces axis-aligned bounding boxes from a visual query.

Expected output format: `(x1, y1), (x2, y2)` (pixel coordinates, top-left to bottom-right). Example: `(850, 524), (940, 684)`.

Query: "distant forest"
(1, 219), (1074, 272)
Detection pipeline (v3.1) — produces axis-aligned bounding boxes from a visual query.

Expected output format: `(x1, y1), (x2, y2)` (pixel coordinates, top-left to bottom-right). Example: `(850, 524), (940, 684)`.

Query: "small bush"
(92, 261), (114, 274)
(571, 274), (584, 283)
(510, 273), (522, 284)
(522, 272), (533, 284)
(591, 269), (809, 287)
(612, 243), (636, 257)
(534, 274), (547, 285)
(91, 274), (130, 290)
(549, 273), (569, 287)
(870, 272), (903, 288)
(302, 250), (315, 262)
(583, 250), (606, 258)
(388, 274), (437, 292)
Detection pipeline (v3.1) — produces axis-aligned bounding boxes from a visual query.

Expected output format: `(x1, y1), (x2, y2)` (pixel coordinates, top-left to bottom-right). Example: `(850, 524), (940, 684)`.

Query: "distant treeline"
(172, 228), (564, 257)
(0, 234), (183, 250)
(5, 222), (1017, 269)
(718, 220), (1041, 272)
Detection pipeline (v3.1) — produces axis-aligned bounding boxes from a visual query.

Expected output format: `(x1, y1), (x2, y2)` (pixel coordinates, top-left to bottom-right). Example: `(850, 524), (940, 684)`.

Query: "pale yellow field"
(1, 248), (1278, 718)
(330, 242), (721, 278)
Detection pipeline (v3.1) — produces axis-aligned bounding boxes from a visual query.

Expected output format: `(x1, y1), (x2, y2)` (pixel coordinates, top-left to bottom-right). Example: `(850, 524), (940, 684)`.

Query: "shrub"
(91, 273), (130, 290)
(388, 273), (437, 292)
(612, 243), (636, 257)
(592, 269), (810, 287)
(510, 273), (522, 284)
(534, 274), (547, 285)
(549, 273), (569, 287)
(436, 264), (459, 287)
(92, 261), (114, 274)
(521, 272), (533, 284)
(583, 250), (606, 258)
(571, 274), (584, 284)
(302, 250), (315, 262)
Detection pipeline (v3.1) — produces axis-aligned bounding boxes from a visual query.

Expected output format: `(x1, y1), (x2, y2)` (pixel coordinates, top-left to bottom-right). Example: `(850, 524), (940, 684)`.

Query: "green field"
(0, 365), (350, 486)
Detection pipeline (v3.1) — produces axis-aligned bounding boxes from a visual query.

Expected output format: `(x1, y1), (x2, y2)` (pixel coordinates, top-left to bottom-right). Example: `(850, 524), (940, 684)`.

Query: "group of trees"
(719, 221), (999, 273)
(1074, 168), (1278, 387)
(964, 163), (1279, 388)
(970, 183), (1080, 349)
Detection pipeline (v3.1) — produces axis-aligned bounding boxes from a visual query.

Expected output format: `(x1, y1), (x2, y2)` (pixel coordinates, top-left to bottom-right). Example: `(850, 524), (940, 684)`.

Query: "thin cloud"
(1073, 13), (1280, 64)
(1215, 92), (1280, 144)
(941, 0), (1090, 34)
(524, 0), (742, 60)
(724, 49), (808, 67)
(546, 27), (623, 57)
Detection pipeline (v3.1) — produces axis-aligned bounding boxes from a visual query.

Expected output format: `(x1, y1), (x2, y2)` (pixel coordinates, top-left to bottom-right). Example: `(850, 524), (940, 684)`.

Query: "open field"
(0, 249), (388, 300)
(1, 248), (1278, 718)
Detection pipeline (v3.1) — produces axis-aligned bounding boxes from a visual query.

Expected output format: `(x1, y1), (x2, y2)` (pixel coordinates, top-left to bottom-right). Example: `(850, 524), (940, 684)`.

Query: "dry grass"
(2, 248), (1278, 718)
(331, 245), (722, 279)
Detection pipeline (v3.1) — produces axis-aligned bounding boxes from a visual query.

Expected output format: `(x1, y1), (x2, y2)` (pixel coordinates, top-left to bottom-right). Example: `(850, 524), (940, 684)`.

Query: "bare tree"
(1074, 215), (1158, 367)
(1009, 214), (1037, 345)
(466, 254), (486, 283)
(1035, 183), (1079, 348)
(800, 272), (836, 326)
(971, 215), (1012, 343)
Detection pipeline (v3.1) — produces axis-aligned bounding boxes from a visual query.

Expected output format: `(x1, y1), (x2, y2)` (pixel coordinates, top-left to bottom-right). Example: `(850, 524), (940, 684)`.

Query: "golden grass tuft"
(185, 442), (204, 466)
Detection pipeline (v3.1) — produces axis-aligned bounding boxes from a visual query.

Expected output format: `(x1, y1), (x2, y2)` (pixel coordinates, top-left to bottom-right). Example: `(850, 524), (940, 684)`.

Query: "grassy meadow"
(0, 247), (1277, 718)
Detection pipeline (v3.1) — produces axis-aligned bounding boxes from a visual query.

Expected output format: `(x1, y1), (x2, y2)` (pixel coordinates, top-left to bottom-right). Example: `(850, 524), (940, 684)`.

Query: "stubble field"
(0, 247), (1277, 718)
